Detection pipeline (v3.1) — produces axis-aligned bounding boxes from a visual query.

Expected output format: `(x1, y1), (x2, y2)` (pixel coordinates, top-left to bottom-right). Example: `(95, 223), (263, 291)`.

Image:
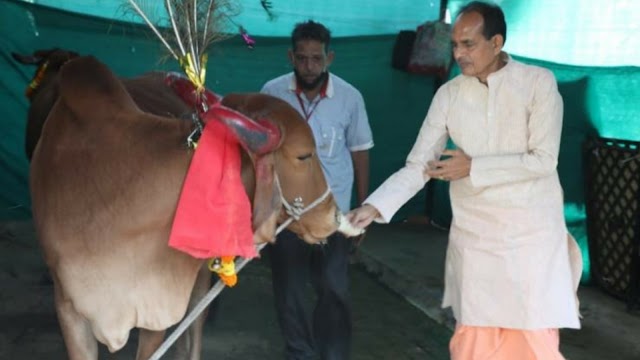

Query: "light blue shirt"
(261, 72), (374, 212)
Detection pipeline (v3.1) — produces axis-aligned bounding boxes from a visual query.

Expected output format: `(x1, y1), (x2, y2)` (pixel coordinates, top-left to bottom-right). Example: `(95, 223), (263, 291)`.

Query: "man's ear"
(287, 48), (295, 65)
(492, 35), (504, 54)
(326, 50), (335, 67)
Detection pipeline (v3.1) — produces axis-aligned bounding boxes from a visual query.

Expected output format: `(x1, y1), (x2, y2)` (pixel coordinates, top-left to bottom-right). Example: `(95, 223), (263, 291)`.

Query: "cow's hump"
(58, 56), (139, 118)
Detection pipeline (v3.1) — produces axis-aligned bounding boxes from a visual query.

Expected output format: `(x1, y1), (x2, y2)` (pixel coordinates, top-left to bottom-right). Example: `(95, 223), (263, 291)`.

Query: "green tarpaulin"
(2, 0), (640, 283)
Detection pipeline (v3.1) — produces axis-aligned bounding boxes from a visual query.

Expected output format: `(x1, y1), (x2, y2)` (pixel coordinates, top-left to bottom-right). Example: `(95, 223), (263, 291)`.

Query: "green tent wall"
(2, 0), (640, 283)
(0, 0), (437, 220)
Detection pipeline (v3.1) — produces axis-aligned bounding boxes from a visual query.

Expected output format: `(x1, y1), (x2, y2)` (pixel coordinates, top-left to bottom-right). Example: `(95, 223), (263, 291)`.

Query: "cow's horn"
(12, 53), (42, 65)
(203, 104), (282, 155)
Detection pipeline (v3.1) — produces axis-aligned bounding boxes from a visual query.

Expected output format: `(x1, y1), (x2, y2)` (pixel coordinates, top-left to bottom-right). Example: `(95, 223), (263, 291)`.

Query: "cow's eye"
(297, 153), (313, 161)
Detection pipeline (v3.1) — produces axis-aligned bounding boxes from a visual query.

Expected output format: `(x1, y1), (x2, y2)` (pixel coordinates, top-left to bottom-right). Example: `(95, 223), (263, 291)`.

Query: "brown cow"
(14, 49), (361, 359)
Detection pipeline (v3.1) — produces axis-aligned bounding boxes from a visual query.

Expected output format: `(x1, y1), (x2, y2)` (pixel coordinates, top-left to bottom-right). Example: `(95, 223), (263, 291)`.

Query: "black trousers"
(269, 229), (352, 360)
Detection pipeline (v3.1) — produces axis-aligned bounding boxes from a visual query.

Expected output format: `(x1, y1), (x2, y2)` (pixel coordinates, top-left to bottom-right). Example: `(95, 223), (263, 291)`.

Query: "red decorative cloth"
(168, 119), (257, 259)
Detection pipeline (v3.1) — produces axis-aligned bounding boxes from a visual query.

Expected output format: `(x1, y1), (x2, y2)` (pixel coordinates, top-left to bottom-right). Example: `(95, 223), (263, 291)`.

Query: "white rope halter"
(274, 172), (332, 230)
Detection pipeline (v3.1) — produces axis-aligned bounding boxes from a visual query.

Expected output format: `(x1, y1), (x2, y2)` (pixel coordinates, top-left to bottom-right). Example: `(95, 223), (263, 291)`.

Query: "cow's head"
(13, 48), (80, 160)
(12, 48), (79, 100)
(217, 93), (362, 244)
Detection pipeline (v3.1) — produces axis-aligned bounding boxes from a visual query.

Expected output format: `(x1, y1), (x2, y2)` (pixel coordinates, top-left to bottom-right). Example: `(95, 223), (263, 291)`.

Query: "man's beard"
(294, 70), (328, 91)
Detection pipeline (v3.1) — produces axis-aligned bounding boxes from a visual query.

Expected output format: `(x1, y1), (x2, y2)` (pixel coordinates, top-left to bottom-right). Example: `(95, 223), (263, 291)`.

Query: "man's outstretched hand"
(346, 204), (380, 229)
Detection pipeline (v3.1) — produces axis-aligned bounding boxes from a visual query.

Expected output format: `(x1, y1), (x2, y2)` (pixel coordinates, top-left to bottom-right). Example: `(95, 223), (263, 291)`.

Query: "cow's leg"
(174, 264), (212, 360)
(135, 329), (166, 360)
(53, 277), (98, 360)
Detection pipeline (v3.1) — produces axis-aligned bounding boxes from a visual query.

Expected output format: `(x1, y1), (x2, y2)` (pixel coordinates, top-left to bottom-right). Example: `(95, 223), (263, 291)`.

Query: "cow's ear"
(209, 102), (282, 155)
(251, 154), (281, 243)
(253, 209), (279, 244)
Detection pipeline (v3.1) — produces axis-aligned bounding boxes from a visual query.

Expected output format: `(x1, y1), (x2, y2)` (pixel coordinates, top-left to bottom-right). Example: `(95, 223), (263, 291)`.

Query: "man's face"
(289, 39), (334, 90)
(451, 12), (503, 83)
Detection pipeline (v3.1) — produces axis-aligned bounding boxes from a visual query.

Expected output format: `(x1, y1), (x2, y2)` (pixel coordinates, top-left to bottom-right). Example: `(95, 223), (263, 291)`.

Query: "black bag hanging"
(391, 30), (417, 71)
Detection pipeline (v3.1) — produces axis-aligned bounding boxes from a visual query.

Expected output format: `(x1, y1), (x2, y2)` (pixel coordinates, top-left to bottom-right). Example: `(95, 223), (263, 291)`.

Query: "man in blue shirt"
(261, 20), (374, 360)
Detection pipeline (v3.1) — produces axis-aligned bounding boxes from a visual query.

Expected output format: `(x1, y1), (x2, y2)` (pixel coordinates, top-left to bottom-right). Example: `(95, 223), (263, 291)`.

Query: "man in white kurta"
(348, 2), (581, 359)
(364, 51), (583, 330)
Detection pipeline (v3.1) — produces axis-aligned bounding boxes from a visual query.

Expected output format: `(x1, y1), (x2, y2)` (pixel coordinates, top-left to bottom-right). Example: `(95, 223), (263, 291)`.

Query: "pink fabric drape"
(450, 325), (565, 360)
(169, 120), (256, 259)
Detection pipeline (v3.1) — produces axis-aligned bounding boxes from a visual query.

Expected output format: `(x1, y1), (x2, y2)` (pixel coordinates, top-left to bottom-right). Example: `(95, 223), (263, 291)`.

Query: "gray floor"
(356, 222), (640, 360)
(2, 220), (639, 359)
(0, 220), (452, 359)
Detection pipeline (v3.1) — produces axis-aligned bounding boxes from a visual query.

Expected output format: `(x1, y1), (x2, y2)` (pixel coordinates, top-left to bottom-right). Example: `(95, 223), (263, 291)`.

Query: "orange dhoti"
(450, 325), (566, 360)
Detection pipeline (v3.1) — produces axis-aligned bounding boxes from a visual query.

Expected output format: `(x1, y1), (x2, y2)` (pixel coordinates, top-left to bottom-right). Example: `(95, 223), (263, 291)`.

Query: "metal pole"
(147, 242), (268, 360)
(148, 219), (294, 360)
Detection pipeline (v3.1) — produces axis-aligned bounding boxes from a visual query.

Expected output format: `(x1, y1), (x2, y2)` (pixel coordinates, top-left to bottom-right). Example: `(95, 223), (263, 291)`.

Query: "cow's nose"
(335, 210), (365, 237)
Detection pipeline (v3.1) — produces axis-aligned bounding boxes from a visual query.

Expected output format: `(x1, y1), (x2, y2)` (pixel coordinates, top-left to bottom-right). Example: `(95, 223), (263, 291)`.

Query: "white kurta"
(365, 55), (582, 330)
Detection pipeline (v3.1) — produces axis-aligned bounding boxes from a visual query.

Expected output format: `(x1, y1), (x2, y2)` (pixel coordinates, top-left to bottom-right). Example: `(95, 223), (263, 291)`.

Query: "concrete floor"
(356, 222), (640, 360)
(2, 220), (639, 359)
(0, 220), (452, 359)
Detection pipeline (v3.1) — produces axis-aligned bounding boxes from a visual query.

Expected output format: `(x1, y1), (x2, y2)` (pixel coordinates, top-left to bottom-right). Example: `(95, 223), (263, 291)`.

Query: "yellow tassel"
(208, 256), (238, 287)
(199, 54), (208, 86)
(179, 53), (208, 93)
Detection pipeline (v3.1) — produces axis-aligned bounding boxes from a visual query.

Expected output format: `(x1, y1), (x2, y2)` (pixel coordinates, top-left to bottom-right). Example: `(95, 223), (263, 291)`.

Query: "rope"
(274, 173), (332, 221)
(147, 242), (267, 360)
(147, 174), (330, 360)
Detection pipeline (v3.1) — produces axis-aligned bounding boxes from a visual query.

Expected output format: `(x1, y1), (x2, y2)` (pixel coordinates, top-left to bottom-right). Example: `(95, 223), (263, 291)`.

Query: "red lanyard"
(296, 93), (324, 122)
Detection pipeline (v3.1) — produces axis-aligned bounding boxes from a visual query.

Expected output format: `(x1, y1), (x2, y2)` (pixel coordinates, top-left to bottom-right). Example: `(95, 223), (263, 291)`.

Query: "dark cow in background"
(13, 49), (358, 359)
(19, 49), (80, 160)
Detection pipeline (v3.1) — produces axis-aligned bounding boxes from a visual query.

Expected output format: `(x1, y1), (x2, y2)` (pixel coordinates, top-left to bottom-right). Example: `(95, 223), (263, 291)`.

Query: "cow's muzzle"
(335, 210), (365, 237)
